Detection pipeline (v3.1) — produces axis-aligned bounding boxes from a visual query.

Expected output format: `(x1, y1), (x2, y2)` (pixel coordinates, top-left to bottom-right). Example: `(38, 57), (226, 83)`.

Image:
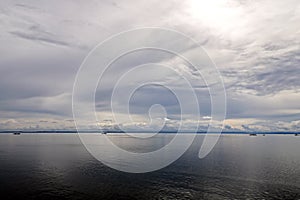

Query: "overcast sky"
(0, 0), (299, 132)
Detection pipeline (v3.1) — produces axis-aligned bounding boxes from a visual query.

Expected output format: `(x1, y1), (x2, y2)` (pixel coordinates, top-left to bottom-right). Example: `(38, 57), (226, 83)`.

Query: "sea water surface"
(0, 133), (299, 200)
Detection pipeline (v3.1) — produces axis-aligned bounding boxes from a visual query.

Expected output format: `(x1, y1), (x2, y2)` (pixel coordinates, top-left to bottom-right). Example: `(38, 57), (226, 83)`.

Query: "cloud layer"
(0, 0), (299, 131)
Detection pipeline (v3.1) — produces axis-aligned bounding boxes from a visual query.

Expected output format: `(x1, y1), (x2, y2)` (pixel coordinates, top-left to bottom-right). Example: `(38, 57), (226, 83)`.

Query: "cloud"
(0, 93), (72, 117)
(0, 0), (299, 131)
(9, 30), (71, 47)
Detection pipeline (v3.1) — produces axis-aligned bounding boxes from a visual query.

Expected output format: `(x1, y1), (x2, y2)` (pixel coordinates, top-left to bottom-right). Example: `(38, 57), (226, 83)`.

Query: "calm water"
(0, 133), (299, 200)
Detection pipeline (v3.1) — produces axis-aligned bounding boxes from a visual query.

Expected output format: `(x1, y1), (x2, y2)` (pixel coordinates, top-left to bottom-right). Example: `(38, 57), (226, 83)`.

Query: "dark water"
(0, 133), (299, 200)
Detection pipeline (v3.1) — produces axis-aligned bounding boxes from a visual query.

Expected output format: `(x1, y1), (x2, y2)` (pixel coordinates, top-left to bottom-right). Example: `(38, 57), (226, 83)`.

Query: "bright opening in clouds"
(0, 0), (299, 132)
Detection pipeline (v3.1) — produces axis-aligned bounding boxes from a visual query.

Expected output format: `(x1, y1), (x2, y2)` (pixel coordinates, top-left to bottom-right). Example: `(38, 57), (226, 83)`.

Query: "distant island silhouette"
(0, 130), (299, 135)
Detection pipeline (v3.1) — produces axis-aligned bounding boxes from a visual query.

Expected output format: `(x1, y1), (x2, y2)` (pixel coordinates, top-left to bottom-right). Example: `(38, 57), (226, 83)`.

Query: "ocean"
(0, 133), (299, 199)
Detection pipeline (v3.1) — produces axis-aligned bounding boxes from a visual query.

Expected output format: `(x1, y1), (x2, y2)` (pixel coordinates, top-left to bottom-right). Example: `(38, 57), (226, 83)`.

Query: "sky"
(0, 0), (299, 132)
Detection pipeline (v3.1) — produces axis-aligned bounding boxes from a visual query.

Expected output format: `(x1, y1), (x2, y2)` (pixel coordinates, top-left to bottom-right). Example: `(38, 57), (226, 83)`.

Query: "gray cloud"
(223, 40), (300, 95)
(9, 30), (71, 47)
(0, 0), (299, 131)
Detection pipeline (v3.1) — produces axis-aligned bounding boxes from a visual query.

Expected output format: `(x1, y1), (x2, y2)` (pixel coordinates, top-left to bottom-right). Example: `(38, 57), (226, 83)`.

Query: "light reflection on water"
(0, 133), (299, 199)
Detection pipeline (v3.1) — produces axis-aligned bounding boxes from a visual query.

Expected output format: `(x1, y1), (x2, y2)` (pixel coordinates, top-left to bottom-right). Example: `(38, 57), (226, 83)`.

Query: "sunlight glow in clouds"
(186, 0), (244, 35)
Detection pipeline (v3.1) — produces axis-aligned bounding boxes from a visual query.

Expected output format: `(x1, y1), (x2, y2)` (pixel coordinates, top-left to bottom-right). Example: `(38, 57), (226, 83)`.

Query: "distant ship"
(13, 132), (21, 135)
(249, 133), (257, 136)
(102, 131), (108, 135)
(295, 133), (299, 136)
